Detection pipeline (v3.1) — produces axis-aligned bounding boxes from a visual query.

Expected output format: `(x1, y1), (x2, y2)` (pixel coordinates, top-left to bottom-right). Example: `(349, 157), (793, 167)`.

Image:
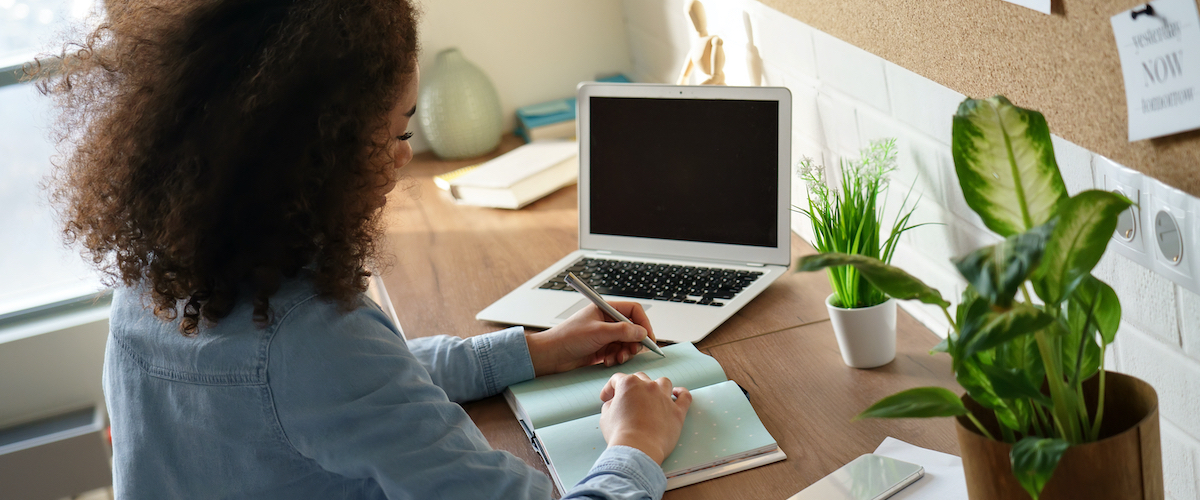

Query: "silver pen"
(564, 272), (666, 357)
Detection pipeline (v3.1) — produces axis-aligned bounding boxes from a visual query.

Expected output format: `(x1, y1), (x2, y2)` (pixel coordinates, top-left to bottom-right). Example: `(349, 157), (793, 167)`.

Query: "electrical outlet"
(1145, 178), (1198, 294)
(1094, 155), (1150, 268)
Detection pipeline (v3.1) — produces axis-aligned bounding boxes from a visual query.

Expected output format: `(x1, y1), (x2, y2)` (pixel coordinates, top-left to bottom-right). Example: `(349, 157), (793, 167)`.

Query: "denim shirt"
(104, 279), (666, 499)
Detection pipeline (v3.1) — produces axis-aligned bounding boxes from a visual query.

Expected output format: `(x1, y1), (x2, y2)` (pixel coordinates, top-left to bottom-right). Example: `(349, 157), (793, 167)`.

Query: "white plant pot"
(825, 294), (897, 369)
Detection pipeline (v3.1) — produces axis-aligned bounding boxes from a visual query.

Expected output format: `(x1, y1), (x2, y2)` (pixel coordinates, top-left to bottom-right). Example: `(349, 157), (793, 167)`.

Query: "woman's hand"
(598, 372), (691, 464)
(525, 302), (655, 377)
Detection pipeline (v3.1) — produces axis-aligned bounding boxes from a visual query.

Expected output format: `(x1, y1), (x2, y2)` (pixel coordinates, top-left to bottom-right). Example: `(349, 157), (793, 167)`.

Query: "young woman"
(41, 0), (691, 498)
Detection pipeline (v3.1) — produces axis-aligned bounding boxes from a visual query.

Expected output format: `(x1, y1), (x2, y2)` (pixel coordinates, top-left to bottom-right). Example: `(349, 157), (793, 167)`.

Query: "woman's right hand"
(598, 372), (692, 464)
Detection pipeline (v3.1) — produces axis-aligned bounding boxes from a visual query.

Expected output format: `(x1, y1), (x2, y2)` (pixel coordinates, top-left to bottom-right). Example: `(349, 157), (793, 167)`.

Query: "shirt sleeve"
(562, 446), (668, 500)
(406, 326), (535, 403)
(268, 296), (666, 500)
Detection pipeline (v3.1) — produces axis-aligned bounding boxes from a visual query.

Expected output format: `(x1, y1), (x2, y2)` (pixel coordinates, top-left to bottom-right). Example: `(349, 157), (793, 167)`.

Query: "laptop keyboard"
(538, 257), (763, 306)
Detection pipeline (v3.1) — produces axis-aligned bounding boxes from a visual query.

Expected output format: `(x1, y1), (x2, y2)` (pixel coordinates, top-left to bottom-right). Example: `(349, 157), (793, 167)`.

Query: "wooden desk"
(382, 136), (962, 499)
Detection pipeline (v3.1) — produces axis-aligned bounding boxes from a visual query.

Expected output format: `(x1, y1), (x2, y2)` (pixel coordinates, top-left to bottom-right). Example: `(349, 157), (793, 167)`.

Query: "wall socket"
(1096, 154), (1199, 294)
(1146, 179), (1197, 293)
(1095, 156), (1149, 265)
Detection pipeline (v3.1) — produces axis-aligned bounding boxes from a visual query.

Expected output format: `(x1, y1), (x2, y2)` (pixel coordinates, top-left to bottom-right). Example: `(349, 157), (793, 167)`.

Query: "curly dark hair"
(37, 0), (419, 335)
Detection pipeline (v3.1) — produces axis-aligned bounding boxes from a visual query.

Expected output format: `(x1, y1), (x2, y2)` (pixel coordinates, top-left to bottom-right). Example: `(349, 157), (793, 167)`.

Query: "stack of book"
(514, 98), (577, 143)
(514, 74), (630, 143)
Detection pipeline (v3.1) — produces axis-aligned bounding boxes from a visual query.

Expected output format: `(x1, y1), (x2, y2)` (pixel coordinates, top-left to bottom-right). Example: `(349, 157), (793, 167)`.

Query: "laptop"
(477, 83), (792, 344)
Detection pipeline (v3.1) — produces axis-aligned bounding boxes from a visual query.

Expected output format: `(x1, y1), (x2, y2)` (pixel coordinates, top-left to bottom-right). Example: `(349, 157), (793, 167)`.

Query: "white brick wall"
(1162, 419), (1200, 500)
(621, 0), (1200, 497)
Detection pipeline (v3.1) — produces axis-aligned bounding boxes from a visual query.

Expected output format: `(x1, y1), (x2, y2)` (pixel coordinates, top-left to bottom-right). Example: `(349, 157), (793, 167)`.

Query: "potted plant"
(795, 138), (920, 368)
(797, 96), (1161, 500)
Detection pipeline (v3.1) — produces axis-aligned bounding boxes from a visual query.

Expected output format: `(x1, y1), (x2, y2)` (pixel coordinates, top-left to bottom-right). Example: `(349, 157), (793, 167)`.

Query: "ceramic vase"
(955, 371), (1162, 500)
(825, 294), (896, 369)
(418, 48), (503, 160)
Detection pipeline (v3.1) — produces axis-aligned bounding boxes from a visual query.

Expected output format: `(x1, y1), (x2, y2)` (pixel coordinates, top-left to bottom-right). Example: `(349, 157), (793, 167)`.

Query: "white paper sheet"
(872, 437), (968, 500)
(1111, 0), (1200, 141)
(1001, 0), (1051, 15)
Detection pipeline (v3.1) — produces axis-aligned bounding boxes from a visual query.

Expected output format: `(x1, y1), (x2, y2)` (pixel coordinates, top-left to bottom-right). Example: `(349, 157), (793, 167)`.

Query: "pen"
(564, 272), (666, 357)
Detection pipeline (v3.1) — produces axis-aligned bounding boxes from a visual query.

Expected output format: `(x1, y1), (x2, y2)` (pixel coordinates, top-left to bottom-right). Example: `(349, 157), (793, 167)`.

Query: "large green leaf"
(1011, 437), (1070, 500)
(797, 253), (950, 308)
(956, 358), (1020, 431)
(956, 286), (988, 327)
(1061, 320), (1101, 385)
(955, 355), (1001, 409)
(929, 289), (983, 356)
(979, 362), (1053, 407)
(958, 303), (1054, 359)
(952, 96), (1068, 237)
(855, 387), (968, 420)
(993, 329), (1046, 396)
(1033, 191), (1132, 305)
(1007, 398), (1037, 438)
(1070, 275), (1121, 345)
(954, 221), (1055, 308)
(1063, 275), (1119, 382)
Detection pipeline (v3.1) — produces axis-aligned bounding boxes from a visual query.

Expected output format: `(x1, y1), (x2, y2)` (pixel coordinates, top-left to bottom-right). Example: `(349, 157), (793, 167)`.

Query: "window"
(1, 0), (104, 319)
(0, 0), (93, 67)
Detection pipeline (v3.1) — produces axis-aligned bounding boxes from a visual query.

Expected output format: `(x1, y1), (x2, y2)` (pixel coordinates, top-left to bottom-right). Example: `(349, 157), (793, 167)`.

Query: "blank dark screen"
(589, 96), (778, 248)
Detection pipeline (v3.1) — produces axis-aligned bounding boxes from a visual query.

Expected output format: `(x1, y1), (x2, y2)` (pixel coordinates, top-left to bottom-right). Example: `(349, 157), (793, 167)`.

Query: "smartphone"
(787, 454), (924, 500)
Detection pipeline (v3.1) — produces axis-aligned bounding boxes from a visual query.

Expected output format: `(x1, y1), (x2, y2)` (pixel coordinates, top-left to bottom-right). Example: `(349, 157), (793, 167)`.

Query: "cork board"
(762, 0), (1200, 196)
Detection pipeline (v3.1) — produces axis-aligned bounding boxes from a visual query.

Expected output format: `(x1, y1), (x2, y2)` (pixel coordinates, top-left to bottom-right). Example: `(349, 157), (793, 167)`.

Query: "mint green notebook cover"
(536, 380), (777, 490)
(508, 342), (728, 429)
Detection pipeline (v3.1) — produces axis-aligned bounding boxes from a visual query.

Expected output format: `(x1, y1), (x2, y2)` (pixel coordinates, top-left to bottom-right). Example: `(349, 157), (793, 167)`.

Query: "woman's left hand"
(525, 302), (656, 377)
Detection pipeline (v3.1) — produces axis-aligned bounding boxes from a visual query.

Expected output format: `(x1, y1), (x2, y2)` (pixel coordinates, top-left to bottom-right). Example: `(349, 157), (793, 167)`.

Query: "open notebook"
(503, 343), (785, 493)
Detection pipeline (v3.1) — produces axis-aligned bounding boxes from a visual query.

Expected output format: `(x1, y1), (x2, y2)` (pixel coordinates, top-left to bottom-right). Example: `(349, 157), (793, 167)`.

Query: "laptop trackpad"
(556, 299), (652, 320)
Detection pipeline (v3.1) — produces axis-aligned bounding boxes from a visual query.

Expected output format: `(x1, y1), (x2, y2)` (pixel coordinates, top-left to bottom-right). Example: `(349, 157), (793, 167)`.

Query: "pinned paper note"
(1111, 0), (1200, 141)
(1001, 0), (1050, 15)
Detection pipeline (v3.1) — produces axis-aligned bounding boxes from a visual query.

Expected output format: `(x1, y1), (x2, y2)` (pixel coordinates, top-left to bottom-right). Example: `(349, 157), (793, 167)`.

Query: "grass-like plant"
(798, 96), (1133, 500)
(795, 138), (920, 309)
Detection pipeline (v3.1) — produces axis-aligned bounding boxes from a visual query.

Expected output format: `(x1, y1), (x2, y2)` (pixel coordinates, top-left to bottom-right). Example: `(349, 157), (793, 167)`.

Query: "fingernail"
(620, 352), (629, 363)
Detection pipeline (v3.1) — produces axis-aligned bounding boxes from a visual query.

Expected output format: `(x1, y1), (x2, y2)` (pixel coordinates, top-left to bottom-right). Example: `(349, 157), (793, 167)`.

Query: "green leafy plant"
(795, 138), (920, 309)
(797, 96), (1133, 500)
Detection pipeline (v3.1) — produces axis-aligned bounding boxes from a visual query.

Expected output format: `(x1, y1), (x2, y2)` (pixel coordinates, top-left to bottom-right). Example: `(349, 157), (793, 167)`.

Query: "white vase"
(417, 48), (503, 160)
(825, 294), (897, 369)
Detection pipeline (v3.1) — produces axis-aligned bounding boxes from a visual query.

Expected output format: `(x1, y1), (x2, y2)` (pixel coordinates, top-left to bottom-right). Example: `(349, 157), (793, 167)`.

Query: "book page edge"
(665, 447), (787, 490)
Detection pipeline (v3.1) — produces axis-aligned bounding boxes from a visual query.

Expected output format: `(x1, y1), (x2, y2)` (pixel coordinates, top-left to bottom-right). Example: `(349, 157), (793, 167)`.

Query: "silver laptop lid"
(577, 83), (792, 266)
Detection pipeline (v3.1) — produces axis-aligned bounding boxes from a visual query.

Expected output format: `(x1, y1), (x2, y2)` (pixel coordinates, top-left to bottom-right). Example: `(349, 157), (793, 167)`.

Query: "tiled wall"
(620, 0), (1200, 497)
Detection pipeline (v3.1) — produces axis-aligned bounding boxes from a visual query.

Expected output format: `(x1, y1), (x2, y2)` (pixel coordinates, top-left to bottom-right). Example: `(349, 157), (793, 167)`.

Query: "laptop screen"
(588, 96), (779, 248)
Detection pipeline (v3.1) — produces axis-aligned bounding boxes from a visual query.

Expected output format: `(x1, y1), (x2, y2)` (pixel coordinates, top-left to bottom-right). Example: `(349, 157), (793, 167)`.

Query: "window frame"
(1, 64), (22, 87)
(0, 55), (106, 323)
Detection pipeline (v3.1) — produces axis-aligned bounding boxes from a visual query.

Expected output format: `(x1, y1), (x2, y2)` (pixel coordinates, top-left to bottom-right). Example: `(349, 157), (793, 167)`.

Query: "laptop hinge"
(596, 250), (613, 255)
(745, 262), (765, 267)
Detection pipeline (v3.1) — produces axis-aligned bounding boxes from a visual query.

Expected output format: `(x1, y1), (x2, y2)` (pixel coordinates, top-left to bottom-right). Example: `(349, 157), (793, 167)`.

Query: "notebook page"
(537, 380), (777, 490)
(509, 343), (727, 429)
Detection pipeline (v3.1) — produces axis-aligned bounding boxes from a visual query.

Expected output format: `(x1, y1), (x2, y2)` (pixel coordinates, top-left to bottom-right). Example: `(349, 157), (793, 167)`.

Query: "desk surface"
(382, 136), (963, 499)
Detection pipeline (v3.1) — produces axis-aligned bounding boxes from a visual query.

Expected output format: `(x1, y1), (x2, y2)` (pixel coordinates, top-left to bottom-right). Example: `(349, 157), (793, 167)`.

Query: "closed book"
(515, 98), (576, 143)
(514, 74), (630, 143)
(504, 343), (786, 495)
(433, 163), (481, 191)
(524, 119), (577, 142)
(448, 141), (578, 209)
